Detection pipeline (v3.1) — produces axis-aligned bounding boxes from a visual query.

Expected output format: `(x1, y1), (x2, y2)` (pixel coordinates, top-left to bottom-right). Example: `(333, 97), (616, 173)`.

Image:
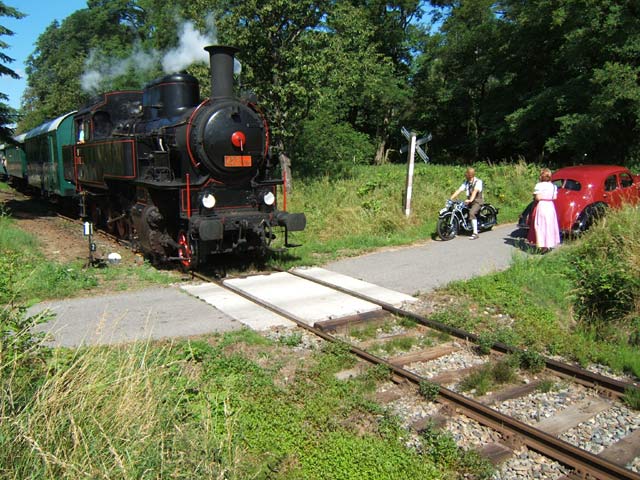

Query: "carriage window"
(604, 175), (618, 191)
(562, 179), (581, 191)
(620, 172), (633, 188)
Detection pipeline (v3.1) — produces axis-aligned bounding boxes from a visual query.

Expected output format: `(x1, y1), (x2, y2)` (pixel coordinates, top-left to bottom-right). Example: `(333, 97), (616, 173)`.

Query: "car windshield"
(554, 178), (581, 191)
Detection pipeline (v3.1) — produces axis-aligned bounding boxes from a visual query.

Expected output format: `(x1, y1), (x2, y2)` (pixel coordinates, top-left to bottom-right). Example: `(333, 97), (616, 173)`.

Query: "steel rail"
(197, 271), (640, 480)
(287, 268), (638, 398)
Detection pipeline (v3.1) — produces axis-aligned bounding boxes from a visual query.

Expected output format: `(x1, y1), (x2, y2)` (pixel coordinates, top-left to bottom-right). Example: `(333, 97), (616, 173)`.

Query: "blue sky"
(3, 0), (88, 110)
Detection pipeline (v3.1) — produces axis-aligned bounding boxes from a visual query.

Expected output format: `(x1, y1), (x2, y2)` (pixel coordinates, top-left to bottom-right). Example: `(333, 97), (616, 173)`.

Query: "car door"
(601, 174), (620, 207)
(603, 172), (635, 208)
(617, 171), (640, 205)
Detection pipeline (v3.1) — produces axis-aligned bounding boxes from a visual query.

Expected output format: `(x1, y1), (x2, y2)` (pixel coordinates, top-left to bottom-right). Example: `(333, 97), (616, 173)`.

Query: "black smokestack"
(204, 45), (239, 98)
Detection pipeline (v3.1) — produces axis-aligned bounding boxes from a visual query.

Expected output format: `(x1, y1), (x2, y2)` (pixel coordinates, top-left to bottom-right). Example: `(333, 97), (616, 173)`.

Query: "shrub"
(0, 250), (50, 416)
(292, 112), (375, 177)
(517, 350), (546, 373)
(623, 387), (640, 411)
(420, 424), (459, 467)
(476, 332), (495, 355)
(569, 207), (640, 323)
(418, 380), (440, 401)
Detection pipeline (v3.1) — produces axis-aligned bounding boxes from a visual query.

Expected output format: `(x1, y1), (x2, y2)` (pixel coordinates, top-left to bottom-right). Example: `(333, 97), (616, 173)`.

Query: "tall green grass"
(0, 213), (174, 305)
(1, 332), (484, 479)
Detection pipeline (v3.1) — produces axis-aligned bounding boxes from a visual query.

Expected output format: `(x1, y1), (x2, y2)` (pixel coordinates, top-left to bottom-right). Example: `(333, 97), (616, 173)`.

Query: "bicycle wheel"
(479, 205), (497, 231)
(437, 213), (459, 240)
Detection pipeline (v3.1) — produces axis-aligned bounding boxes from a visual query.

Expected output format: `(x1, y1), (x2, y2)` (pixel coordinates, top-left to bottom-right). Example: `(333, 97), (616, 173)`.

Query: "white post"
(404, 133), (416, 217)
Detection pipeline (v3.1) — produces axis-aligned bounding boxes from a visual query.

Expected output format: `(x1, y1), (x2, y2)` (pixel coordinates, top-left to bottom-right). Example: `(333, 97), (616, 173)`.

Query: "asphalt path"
(29, 287), (244, 347)
(30, 223), (528, 347)
(324, 223), (528, 295)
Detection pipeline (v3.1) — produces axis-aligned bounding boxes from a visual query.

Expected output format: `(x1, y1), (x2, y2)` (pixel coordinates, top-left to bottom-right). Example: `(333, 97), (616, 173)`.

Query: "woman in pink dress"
(527, 168), (561, 252)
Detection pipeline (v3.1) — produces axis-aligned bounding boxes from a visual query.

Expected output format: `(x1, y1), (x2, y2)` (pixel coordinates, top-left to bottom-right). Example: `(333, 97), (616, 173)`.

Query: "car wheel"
(577, 203), (608, 233)
(518, 201), (534, 229)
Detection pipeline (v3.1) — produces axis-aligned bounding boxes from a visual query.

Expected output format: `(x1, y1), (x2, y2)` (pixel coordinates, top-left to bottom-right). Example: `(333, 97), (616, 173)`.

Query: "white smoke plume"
(161, 18), (217, 73)
(80, 15), (218, 94)
(80, 44), (161, 92)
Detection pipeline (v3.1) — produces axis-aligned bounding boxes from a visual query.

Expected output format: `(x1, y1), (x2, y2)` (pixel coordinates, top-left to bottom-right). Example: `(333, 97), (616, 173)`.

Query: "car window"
(562, 179), (581, 191)
(552, 179), (563, 188)
(620, 172), (633, 188)
(604, 175), (618, 191)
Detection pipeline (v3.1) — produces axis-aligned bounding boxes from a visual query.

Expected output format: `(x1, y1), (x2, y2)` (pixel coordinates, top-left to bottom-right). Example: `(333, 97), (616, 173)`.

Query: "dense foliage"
(415, 0), (640, 166)
(13, 0), (640, 173)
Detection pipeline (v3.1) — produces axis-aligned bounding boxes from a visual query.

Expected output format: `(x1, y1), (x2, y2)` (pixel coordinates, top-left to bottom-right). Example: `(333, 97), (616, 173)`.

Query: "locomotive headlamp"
(202, 193), (216, 209)
(263, 191), (275, 206)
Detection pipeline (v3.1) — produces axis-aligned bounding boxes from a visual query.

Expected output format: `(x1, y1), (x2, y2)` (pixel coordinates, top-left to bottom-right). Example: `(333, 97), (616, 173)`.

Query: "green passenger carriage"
(5, 133), (27, 181)
(20, 111), (77, 197)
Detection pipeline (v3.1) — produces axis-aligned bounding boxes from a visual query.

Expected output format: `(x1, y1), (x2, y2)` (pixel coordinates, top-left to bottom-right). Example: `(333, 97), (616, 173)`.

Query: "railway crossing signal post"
(79, 191), (97, 266)
(83, 221), (97, 266)
(400, 127), (431, 217)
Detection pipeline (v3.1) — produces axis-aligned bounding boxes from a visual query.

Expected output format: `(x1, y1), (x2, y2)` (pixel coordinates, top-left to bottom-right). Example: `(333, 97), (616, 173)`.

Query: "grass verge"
(1, 330), (494, 479)
(432, 205), (640, 383)
(0, 213), (175, 305)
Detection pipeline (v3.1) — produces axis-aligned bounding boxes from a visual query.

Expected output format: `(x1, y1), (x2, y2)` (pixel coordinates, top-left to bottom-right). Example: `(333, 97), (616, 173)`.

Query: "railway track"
(189, 268), (640, 480)
(40, 211), (640, 477)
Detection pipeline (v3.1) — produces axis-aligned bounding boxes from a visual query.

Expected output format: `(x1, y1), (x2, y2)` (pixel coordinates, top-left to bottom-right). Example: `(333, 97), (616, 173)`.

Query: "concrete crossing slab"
(224, 271), (382, 326)
(291, 267), (418, 306)
(181, 282), (296, 331)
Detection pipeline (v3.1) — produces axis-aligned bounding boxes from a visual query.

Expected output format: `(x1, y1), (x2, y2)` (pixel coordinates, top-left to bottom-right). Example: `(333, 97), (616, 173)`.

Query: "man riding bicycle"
(450, 167), (484, 240)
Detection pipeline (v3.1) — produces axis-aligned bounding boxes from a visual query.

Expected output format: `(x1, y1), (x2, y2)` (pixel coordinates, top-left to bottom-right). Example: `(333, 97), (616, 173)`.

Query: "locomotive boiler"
(61, 45), (305, 267)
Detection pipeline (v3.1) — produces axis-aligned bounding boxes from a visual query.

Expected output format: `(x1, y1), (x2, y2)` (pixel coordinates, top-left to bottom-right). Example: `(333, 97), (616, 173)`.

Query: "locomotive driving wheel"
(115, 217), (131, 240)
(106, 206), (118, 235)
(177, 231), (197, 269)
(106, 206), (131, 240)
(89, 202), (102, 228)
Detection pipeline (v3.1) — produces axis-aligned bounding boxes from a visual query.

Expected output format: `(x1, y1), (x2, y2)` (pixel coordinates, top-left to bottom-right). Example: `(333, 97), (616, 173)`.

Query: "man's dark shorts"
(468, 201), (483, 220)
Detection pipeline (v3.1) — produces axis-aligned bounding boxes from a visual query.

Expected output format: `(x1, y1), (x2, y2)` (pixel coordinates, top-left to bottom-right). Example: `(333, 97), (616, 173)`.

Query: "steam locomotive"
(5, 45), (306, 268)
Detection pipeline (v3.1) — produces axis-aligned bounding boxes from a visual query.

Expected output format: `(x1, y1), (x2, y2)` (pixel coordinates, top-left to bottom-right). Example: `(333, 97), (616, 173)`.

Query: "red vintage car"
(518, 165), (640, 236)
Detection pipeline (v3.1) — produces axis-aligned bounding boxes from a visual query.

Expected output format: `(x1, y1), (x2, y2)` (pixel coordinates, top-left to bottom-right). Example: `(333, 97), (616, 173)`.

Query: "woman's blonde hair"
(540, 168), (552, 181)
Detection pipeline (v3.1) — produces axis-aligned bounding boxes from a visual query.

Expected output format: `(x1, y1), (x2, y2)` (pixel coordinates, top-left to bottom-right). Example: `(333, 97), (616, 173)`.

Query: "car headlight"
(202, 193), (216, 209)
(263, 191), (275, 206)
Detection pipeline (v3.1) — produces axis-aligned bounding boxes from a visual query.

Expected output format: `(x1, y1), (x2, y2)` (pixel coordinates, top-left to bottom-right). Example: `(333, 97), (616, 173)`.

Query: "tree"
(216, 0), (330, 154)
(20, 0), (148, 130)
(0, 1), (24, 142)
(215, 0), (422, 174)
(412, 0), (505, 162)
(502, 0), (640, 165)
(413, 0), (640, 166)
(293, 2), (411, 172)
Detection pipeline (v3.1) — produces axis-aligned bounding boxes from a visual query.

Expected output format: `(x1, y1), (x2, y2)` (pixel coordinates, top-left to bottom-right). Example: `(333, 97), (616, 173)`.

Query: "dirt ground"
(0, 186), (140, 267)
